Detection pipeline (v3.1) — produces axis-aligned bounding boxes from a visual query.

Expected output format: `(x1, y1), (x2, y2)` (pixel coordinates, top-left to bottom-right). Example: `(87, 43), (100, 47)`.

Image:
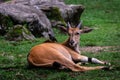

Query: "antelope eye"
(75, 32), (80, 35)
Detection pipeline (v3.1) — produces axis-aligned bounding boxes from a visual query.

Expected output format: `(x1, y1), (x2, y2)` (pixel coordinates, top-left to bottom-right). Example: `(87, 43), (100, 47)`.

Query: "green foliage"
(0, 0), (120, 80)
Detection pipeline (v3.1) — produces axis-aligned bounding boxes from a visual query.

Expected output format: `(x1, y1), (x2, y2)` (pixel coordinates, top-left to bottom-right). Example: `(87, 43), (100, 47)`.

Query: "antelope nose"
(70, 40), (74, 45)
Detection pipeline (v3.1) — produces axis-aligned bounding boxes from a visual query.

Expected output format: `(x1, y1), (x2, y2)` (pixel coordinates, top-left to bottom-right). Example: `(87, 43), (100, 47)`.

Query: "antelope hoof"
(102, 66), (113, 71)
(104, 62), (111, 66)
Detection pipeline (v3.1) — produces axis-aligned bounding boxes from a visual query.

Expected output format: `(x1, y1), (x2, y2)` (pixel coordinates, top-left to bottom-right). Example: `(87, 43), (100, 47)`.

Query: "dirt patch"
(80, 46), (120, 53)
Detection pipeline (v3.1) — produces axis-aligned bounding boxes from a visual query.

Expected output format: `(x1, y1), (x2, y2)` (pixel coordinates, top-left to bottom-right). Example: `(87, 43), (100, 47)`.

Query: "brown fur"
(27, 24), (110, 72)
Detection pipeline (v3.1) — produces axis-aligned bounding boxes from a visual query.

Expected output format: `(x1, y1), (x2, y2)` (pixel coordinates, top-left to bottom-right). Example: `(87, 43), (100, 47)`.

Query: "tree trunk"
(0, 0), (84, 41)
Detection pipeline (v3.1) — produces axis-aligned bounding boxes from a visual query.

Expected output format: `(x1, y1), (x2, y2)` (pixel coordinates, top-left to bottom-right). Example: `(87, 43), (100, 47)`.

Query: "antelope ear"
(77, 21), (82, 29)
(80, 27), (93, 33)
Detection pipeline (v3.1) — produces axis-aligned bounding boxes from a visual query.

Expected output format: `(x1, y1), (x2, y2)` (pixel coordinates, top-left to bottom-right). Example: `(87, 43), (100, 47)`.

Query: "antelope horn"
(67, 22), (71, 28)
(77, 21), (82, 28)
(67, 22), (71, 29)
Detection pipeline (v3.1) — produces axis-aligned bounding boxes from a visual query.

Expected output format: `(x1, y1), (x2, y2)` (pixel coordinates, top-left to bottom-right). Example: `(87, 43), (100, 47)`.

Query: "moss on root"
(46, 7), (66, 25)
(0, 14), (14, 28)
(5, 25), (35, 41)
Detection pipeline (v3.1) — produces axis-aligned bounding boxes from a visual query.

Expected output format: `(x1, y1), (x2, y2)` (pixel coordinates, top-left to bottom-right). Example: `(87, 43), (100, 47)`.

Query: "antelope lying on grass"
(27, 22), (111, 72)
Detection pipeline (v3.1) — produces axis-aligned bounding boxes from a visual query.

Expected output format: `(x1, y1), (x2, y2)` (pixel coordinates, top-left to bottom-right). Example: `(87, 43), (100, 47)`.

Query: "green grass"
(0, 0), (120, 80)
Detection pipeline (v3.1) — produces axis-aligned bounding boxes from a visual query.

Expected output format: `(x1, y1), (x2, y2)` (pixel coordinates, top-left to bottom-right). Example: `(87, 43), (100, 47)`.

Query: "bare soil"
(80, 46), (120, 53)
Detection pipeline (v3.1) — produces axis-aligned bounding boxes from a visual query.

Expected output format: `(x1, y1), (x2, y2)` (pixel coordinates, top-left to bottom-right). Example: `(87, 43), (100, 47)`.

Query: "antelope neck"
(62, 38), (80, 53)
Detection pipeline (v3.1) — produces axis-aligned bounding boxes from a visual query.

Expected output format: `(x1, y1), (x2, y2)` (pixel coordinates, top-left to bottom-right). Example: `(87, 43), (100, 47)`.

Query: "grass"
(0, 0), (120, 80)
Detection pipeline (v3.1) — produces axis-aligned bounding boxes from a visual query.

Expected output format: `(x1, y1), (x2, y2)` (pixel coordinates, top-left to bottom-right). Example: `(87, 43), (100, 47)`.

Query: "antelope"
(27, 21), (111, 72)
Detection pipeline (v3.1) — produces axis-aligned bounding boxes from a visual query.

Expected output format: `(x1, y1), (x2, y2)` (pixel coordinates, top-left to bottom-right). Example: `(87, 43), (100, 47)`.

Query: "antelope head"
(65, 21), (93, 53)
